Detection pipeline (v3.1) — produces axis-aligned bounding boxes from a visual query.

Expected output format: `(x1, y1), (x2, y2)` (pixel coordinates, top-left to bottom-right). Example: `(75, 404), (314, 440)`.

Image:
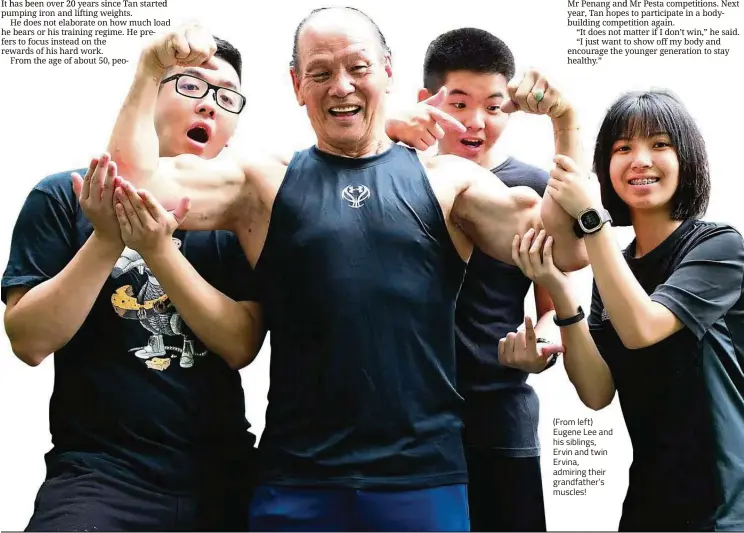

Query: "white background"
(0, 0), (742, 530)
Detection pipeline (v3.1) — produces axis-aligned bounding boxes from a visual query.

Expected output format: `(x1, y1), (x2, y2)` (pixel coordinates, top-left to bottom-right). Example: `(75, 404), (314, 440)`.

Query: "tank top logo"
(341, 185), (371, 209)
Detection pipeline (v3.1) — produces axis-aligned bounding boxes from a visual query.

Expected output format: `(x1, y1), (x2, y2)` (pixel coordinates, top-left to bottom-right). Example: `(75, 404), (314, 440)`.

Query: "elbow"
(581, 393), (613, 411)
(223, 341), (260, 371)
(617, 325), (651, 350)
(5, 319), (49, 366)
(552, 238), (590, 273)
(555, 255), (589, 274)
(620, 337), (643, 350)
(563, 248), (590, 273)
(225, 353), (250, 371)
(9, 340), (49, 367)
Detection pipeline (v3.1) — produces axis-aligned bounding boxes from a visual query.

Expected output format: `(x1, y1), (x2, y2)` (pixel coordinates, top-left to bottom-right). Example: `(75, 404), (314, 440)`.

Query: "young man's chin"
(183, 138), (210, 157)
(442, 143), (485, 165)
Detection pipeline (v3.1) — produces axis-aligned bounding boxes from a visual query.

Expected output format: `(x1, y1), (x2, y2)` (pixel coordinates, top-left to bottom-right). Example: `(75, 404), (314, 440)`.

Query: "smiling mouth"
(329, 105), (362, 117)
(187, 126), (210, 144)
(629, 178), (660, 185)
(461, 139), (483, 148)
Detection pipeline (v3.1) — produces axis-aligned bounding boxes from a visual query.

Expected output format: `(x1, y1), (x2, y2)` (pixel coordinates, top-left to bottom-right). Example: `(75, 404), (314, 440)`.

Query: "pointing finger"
(423, 86), (448, 107)
(429, 107), (466, 133)
(525, 316), (536, 343)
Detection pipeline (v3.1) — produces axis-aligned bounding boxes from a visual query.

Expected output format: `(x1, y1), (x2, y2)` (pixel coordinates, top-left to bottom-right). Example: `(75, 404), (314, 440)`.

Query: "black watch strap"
(553, 306), (585, 327)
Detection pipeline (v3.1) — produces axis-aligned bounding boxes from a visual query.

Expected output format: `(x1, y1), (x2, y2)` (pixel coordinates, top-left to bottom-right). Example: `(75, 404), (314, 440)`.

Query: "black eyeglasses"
(161, 74), (246, 114)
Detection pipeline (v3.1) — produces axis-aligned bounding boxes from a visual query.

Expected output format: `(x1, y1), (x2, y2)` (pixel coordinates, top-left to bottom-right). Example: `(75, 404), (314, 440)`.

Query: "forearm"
(533, 309), (558, 340)
(107, 57), (163, 184)
(584, 224), (658, 349)
(143, 244), (261, 369)
(549, 283), (615, 410)
(552, 109), (584, 169)
(5, 233), (123, 365)
(541, 110), (589, 272)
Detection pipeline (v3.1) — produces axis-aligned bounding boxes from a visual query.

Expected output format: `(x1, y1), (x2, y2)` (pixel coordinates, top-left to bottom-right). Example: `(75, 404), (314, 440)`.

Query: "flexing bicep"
(452, 179), (542, 265)
(122, 153), (248, 231)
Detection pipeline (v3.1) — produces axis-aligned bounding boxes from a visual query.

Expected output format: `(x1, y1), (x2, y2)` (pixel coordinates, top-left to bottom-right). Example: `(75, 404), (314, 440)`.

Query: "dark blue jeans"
(249, 483), (470, 531)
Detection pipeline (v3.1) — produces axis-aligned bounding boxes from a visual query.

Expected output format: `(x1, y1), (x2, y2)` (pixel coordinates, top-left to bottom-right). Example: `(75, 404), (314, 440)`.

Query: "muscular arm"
(454, 180), (541, 265)
(440, 156), (587, 270)
(141, 243), (265, 369)
(4, 234), (122, 366)
(106, 60), (247, 231)
(107, 58), (161, 188)
(541, 110), (589, 272)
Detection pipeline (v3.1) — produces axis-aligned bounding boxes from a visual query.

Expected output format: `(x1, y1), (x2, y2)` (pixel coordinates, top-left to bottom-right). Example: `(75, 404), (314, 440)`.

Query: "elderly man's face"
(291, 10), (392, 155)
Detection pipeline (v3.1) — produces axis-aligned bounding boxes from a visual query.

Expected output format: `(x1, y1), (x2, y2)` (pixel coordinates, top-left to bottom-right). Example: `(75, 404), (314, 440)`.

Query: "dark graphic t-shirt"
(2, 170), (259, 494)
(456, 157), (549, 456)
(589, 219), (744, 531)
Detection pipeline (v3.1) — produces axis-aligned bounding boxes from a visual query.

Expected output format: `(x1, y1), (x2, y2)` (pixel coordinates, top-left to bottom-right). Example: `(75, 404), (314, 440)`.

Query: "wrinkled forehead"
(297, 11), (385, 66)
(164, 58), (241, 90)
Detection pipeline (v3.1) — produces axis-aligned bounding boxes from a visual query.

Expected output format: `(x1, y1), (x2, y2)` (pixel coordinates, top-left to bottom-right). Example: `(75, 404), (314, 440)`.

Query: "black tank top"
(254, 144), (467, 488)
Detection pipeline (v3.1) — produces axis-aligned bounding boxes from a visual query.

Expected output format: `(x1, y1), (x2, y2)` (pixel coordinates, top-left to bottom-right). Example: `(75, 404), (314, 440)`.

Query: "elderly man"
(102, 7), (587, 531)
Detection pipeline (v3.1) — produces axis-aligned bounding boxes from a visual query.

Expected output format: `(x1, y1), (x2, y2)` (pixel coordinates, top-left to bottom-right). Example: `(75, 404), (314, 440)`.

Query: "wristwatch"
(573, 207), (613, 238)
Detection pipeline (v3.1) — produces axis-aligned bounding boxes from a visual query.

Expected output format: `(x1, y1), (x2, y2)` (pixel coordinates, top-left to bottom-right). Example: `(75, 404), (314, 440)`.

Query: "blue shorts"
(249, 483), (470, 531)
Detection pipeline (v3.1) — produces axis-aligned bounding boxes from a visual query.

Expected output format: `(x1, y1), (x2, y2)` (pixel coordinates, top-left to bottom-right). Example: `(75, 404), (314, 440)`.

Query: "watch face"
(581, 210), (601, 230)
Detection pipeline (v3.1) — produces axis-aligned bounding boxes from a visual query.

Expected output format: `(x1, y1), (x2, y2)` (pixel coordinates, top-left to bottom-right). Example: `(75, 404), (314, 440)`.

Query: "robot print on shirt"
(109, 238), (206, 371)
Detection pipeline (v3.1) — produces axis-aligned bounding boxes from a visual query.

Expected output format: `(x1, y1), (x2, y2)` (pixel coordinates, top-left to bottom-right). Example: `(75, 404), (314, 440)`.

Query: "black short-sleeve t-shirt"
(589, 219), (744, 531)
(2, 171), (259, 494)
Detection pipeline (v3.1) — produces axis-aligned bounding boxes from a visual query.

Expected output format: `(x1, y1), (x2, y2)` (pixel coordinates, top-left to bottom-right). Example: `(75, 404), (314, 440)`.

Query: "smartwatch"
(573, 207), (613, 238)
